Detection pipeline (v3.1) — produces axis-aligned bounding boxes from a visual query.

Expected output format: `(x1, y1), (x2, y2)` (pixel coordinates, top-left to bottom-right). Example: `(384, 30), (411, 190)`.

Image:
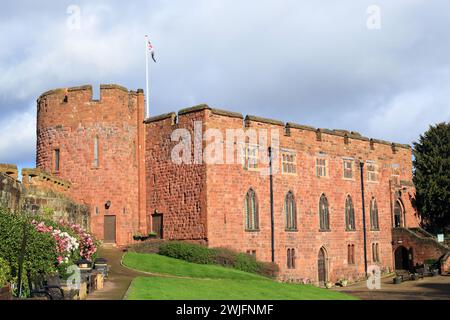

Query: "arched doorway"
(394, 200), (404, 228)
(318, 247), (327, 285)
(394, 246), (410, 270)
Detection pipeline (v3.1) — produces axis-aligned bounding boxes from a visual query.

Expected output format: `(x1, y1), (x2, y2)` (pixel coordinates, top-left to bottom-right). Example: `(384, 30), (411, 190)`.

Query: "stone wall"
(0, 169), (22, 211)
(392, 228), (448, 266)
(145, 108), (208, 242)
(35, 84), (147, 245)
(0, 166), (89, 230)
(146, 105), (419, 284)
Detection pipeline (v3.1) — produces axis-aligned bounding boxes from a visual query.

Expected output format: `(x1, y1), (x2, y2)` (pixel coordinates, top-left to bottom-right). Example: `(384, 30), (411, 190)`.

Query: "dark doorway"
(318, 247), (327, 285)
(394, 246), (410, 270)
(152, 213), (163, 239)
(104, 215), (116, 243)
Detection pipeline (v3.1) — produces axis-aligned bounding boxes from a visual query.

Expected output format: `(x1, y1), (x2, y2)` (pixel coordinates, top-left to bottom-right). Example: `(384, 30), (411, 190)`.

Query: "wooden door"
(152, 214), (163, 239)
(318, 248), (327, 285)
(104, 215), (116, 243)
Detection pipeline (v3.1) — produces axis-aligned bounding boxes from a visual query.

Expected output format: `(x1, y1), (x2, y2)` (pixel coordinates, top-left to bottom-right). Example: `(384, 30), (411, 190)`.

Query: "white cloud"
(0, 106), (36, 164)
(0, 0), (450, 167)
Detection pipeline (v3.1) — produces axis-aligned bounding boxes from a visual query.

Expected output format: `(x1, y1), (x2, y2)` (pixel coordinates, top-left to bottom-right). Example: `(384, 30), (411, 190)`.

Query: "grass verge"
(123, 252), (356, 300)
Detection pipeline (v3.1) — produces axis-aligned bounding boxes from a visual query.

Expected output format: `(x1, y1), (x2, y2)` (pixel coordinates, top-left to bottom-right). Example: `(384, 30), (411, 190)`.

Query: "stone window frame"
(370, 197), (380, 231)
(319, 193), (331, 231)
(391, 163), (401, 185)
(315, 155), (328, 178)
(287, 248), (296, 269)
(281, 149), (297, 175)
(53, 148), (61, 173)
(366, 160), (379, 183)
(93, 135), (100, 168)
(285, 191), (297, 231)
(246, 250), (256, 257)
(242, 144), (259, 171)
(345, 195), (356, 231)
(342, 158), (354, 180)
(244, 188), (259, 231)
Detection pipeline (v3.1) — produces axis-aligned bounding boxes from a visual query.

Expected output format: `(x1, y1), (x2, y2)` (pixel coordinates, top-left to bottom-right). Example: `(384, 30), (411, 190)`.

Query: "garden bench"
(28, 272), (64, 300)
(28, 272), (78, 300)
(395, 270), (413, 282)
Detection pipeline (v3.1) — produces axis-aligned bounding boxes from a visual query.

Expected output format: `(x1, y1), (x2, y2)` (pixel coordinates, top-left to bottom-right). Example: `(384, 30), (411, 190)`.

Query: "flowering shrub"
(32, 220), (80, 265)
(59, 221), (97, 261)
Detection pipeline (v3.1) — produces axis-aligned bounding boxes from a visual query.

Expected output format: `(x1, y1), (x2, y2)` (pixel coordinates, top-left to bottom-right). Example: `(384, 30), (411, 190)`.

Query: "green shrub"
(0, 207), (58, 279)
(129, 239), (166, 254)
(157, 241), (279, 278)
(257, 261), (279, 278)
(0, 257), (11, 287)
(234, 253), (260, 274)
(424, 259), (437, 265)
(159, 241), (215, 264)
(212, 247), (237, 267)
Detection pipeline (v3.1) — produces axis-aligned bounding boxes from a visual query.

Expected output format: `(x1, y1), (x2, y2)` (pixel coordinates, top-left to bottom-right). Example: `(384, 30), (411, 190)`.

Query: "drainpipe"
(360, 161), (368, 276)
(268, 147), (275, 263)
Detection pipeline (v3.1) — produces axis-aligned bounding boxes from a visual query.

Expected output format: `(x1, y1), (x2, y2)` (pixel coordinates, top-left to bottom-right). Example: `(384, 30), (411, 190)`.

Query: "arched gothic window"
(319, 194), (330, 231)
(285, 192), (297, 231)
(245, 189), (259, 231)
(345, 195), (355, 231)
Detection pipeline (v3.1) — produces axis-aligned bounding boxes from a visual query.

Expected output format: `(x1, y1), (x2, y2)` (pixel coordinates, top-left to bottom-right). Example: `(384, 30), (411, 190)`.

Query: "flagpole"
(145, 35), (150, 118)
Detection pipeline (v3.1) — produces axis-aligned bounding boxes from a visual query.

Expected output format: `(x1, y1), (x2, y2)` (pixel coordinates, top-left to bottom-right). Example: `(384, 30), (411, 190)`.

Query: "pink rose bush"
(59, 220), (97, 260)
(32, 220), (79, 265)
(31, 220), (97, 266)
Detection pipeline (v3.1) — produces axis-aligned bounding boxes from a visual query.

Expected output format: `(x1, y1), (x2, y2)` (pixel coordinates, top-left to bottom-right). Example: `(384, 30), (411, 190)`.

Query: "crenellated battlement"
(144, 104), (411, 151)
(36, 84), (145, 132)
(22, 168), (71, 192)
(38, 84), (134, 102)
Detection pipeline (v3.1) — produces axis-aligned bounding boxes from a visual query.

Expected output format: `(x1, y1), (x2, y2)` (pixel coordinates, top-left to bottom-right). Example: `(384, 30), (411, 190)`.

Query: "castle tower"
(36, 84), (147, 245)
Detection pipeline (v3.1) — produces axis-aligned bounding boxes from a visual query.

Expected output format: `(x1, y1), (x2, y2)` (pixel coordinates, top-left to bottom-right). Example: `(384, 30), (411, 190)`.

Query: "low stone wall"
(0, 166), (89, 230)
(0, 172), (22, 211)
(392, 228), (449, 265)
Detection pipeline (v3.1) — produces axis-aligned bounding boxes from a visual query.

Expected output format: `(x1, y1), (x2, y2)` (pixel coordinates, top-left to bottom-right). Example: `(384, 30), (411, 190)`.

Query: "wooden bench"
(395, 270), (413, 282)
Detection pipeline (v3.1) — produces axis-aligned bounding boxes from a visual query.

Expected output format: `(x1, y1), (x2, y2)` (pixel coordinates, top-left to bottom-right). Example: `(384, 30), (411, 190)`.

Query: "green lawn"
(123, 252), (356, 300)
(123, 252), (267, 280)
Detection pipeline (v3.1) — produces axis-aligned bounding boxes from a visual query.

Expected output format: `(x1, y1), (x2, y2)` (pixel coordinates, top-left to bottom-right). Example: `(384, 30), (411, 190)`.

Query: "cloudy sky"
(1, 0), (449, 169)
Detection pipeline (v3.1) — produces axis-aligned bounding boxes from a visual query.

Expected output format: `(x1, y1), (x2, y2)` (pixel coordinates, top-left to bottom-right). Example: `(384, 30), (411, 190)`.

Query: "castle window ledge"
(342, 177), (355, 181)
(245, 229), (261, 233)
(282, 172), (297, 177)
(285, 229), (298, 233)
(319, 229), (331, 233)
(345, 229), (357, 232)
(370, 228), (381, 232)
(243, 167), (260, 172)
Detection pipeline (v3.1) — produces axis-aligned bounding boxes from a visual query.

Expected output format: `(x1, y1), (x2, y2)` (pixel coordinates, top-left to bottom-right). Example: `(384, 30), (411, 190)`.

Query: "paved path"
(87, 246), (148, 300)
(333, 274), (450, 300)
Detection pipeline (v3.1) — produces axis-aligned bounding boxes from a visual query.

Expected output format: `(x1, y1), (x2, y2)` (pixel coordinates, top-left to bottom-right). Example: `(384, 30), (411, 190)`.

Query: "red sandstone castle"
(32, 84), (448, 284)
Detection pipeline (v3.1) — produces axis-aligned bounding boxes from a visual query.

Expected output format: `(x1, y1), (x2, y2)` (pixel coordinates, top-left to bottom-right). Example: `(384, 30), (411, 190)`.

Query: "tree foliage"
(413, 122), (450, 233)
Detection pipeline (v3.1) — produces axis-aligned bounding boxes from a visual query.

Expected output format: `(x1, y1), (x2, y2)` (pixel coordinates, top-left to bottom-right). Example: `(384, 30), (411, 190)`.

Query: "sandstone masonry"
(29, 84), (448, 283)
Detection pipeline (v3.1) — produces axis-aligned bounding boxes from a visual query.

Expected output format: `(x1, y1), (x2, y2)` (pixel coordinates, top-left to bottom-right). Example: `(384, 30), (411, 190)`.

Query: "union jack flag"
(147, 38), (156, 63)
